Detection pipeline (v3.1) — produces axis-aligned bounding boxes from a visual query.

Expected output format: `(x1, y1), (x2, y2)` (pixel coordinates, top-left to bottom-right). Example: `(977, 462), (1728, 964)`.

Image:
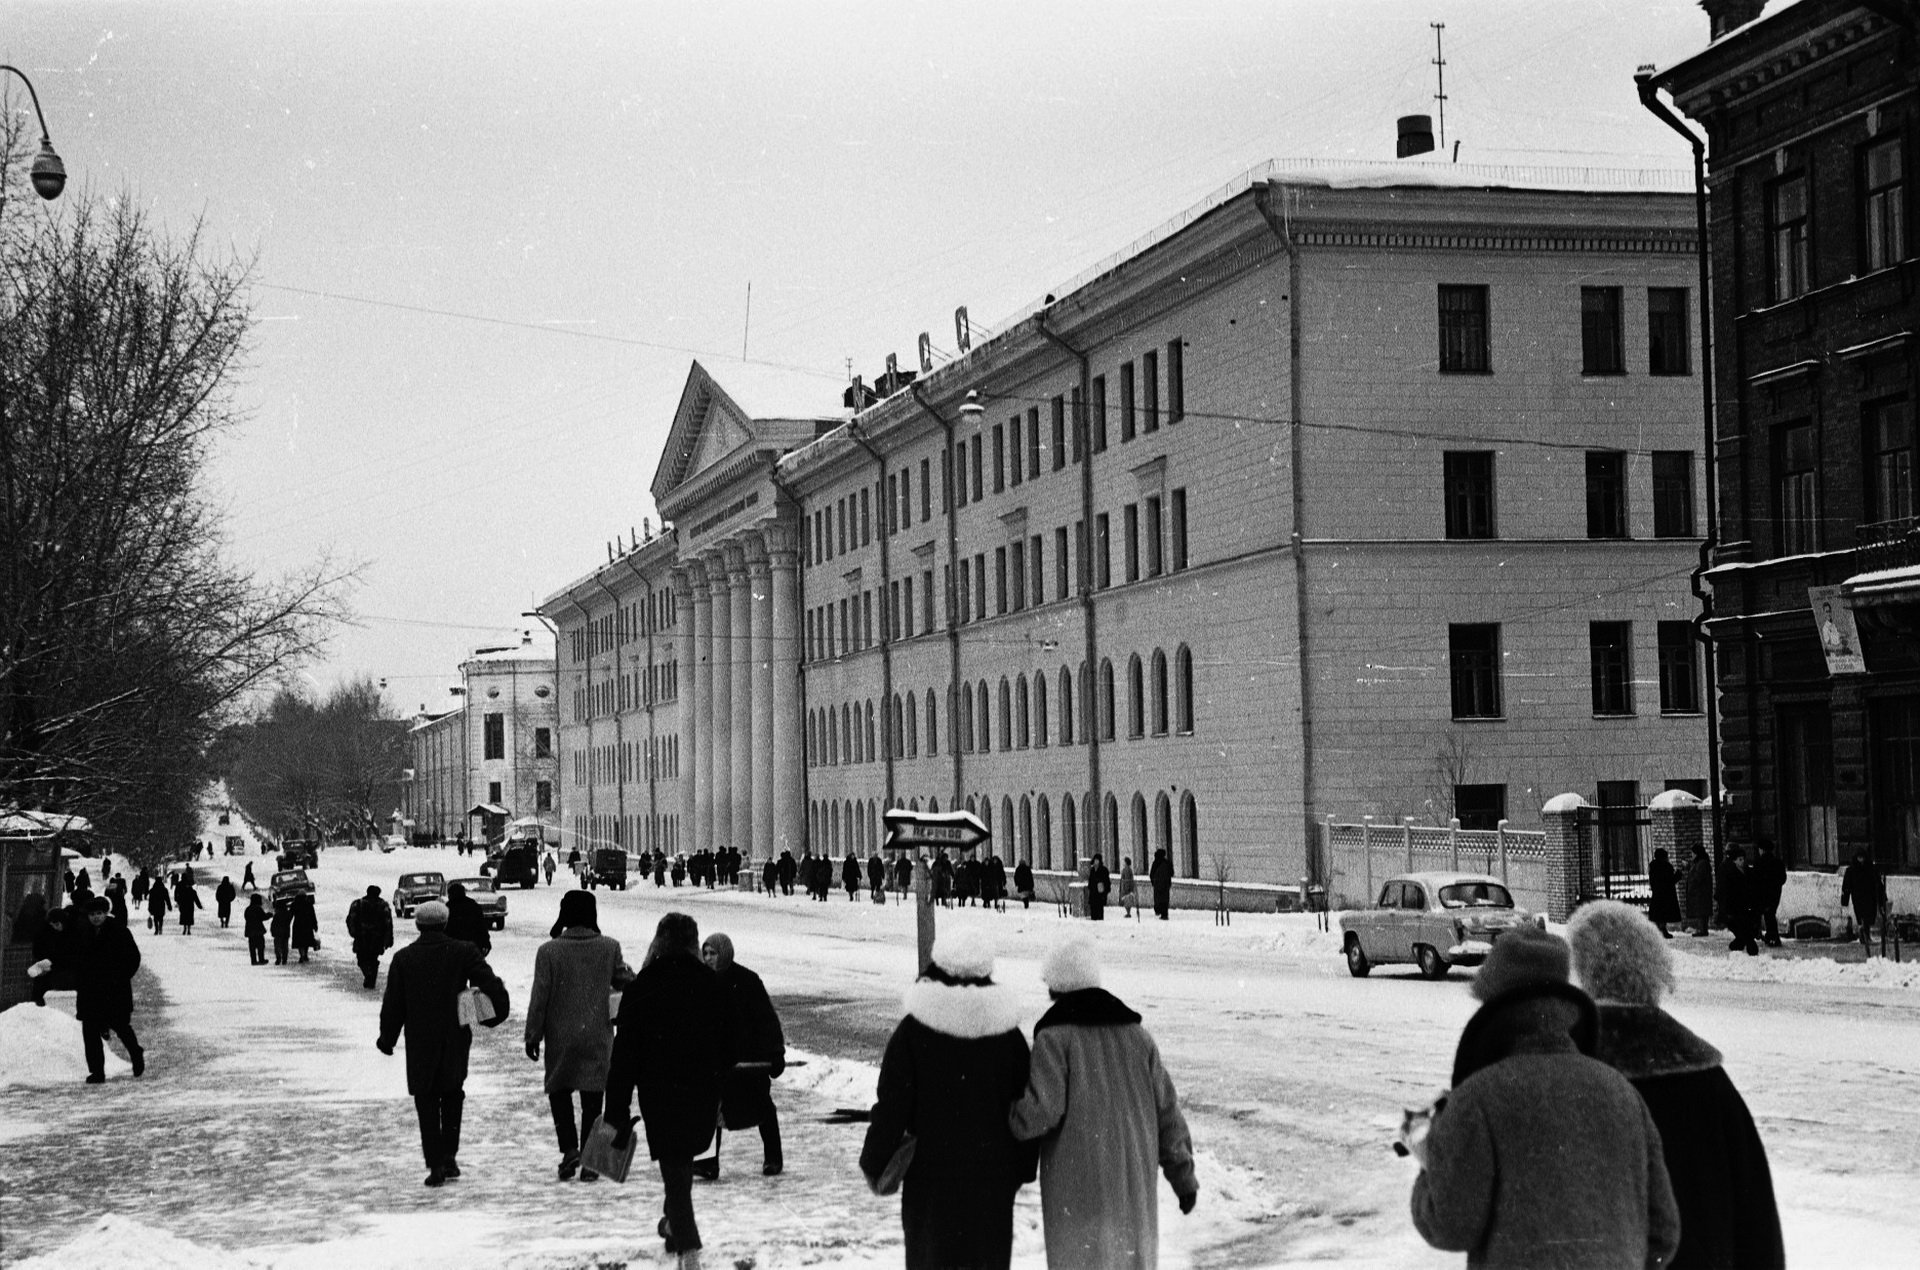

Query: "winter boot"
(424, 1167), (446, 1188)
(130, 1045), (145, 1077)
(558, 1152), (580, 1181)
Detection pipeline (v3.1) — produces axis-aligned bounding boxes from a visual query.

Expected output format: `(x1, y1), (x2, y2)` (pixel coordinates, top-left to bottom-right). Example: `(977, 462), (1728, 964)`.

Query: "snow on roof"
(464, 639), (553, 665)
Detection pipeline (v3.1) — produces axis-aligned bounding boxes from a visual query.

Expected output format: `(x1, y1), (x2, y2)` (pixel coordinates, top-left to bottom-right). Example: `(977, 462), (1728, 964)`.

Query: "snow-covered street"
(6, 846), (1919, 1269)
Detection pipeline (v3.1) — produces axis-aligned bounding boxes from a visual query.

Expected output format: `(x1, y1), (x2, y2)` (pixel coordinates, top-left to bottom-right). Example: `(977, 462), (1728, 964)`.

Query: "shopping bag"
(580, 1115), (636, 1183)
(455, 987), (496, 1028)
(869, 1132), (916, 1196)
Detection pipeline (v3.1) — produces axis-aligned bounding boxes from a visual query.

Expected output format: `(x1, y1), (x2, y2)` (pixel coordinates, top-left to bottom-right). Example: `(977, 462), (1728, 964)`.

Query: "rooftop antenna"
(1431, 22), (1450, 157)
(742, 280), (752, 360)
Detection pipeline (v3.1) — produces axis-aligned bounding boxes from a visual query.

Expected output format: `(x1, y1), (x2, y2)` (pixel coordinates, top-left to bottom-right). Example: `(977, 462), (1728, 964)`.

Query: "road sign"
(882, 808), (989, 852)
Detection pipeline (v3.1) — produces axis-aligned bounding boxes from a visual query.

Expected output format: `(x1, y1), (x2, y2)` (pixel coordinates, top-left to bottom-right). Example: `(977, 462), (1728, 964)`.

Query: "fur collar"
(1035, 987), (1142, 1033)
(1592, 1004), (1723, 1080)
(903, 978), (1023, 1039)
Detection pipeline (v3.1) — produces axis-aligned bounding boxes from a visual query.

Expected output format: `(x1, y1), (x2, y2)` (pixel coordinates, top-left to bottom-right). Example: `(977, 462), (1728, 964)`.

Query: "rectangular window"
(903, 578), (915, 638)
(1647, 288), (1689, 375)
(923, 569), (936, 632)
(1864, 137), (1906, 273)
(1581, 286), (1624, 375)
(1123, 503), (1140, 583)
(955, 442), (968, 507)
(839, 598), (850, 654)
(1007, 416), (1022, 487)
(1443, 451), (1496, 539)
(864, 591), (873, 647)
(1145, 495), (1164, 577)
(1438, 284), (1490, 373)
(1025, 407), (1040, 479)
(1590, 621), (1634, 716)
(1780, 705), (1839, 867)
(534, 727), (552, 758)
(996, 546), (1009, 615)
(1171, 488), (1188, 571)
(974, 555), (987, 621)
(535, 781), (552, 813)
(1095, 513), (1112, 589)
(1657, 621), (1699, 714)
(1596, 780), (1644, 873)
(921, 458), (932, 521)
(971, 434), (984, 502)
(1051, 397), (1066, 470)
(1867, 397), (1914, 525)
(483, 712), (504, 760)
(860, 488), (871, 545)
(958, 564), (971, 626)
(1055, 527), (1069, 597)
(488, 780), (502, 805)
(888, 580), (899, 640)
(1009, 543), (1025, 613)
(1771, 173), (1810, 302)
(1091, 375), (1108, 452)
(1142, 349), (1159, 432)
(1586, 451), (1628, 539)
(1030, 536), (1045, 607)
(1652, 451), (1695, 537)
(1167, 339), (1184, 423)
(1069, 388), (1083, 463)
(941, 449), (953, 512)
(1449, 624), (1502, 719)
(994, 424), (1007, 493)
(1454, 784), (1506, 831)
(1120, 362), (1137, 441)
(1777, 422), (1820, 554)
(839, 498), (849, 554)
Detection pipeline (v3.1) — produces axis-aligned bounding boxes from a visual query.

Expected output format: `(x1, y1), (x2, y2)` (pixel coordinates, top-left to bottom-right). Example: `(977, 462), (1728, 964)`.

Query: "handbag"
(456, 987), (497, 1028)
(868, 1132), (916, 1196)
(579, 1115), (637, 1183)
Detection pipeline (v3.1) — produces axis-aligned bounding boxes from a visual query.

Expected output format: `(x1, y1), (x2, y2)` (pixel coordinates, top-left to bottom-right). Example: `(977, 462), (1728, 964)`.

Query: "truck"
(484, 844), (540, 889)
(587, 847), (628, 891)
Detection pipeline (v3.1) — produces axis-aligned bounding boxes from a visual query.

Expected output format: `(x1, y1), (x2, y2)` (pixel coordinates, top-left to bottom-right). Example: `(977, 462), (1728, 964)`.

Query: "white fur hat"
(1041, 935), (1101, 993)
(1565, 898), (1675, 1006)
(930, 928), (996, 981)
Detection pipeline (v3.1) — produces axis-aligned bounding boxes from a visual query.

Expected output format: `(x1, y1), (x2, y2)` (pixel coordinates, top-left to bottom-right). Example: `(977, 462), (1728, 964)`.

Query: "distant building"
(1653, 0), (1919, 873)
(402, 636), (559, 845)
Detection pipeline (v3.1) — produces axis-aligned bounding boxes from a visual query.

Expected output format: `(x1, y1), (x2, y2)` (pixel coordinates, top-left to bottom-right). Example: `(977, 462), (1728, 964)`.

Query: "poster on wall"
(1809, 585), (1866, 676)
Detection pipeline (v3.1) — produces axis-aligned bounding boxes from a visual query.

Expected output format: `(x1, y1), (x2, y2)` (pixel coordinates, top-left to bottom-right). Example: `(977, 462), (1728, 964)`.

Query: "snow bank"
(784, 1045), (880, 1109)
(1672, 946), (1920, 991)
(9, 1215), (263, 1270)
(0, 1002), (128, 1087)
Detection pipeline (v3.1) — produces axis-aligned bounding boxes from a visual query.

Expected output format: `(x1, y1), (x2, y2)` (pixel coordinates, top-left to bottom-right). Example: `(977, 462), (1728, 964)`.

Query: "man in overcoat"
(701, 932), (787, 1177)
(377, 899), (511, 1187)
(1148, 848), (1174, 920)
(1086, 854), (1111, 921)
(348, 885), (396, 989)
(69, 896), (146, 1082)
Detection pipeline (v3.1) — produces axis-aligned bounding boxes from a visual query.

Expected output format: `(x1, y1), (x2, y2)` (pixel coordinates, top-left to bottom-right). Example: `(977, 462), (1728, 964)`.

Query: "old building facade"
(402, 639), (560, 845)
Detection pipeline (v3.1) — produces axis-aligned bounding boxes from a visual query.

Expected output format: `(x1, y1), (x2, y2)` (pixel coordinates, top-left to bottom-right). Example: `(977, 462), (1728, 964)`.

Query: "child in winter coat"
(270, 899), (294, 965)
(243, 894), (270, 965)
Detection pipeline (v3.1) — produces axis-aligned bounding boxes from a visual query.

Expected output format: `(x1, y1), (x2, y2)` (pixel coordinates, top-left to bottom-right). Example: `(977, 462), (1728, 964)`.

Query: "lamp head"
(958, 389), (984, 423)
(29, 141), (64, 200)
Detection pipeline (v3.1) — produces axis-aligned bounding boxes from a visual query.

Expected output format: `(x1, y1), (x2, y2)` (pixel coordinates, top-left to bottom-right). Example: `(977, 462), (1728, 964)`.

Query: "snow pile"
(1252, 917), (1346, 960)
(0, 1002), (128, 1087)
(784, 1045), (879, 1109)
(1675, 948), (1920, 991)
(10, 1215), (263, 1270)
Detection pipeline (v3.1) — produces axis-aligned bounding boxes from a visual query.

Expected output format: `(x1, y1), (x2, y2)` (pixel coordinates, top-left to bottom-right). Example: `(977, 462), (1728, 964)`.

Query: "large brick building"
(540, 163), (1710, 885)
(1652, 0), (1919, 874)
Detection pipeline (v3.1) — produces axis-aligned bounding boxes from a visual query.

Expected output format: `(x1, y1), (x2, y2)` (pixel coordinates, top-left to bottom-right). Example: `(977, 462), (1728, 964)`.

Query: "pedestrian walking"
(241, 861), (257, 892)
(174, 874), (202, 935)
(603, 912), (733, 1269)
(1014, 859), (1035, 909)
(1684, 844), (1714, 936)
(444, 882), (492, 955)
(862, 930), (1035, 1269)
(215, 876), (237, 928)
(348, 885), (397, 990)
(567, 847), (581, 878)
(543, 852), (557, 886)
(1646, 847), (1680, 938)
(1841, 849), (1886, 953)
(1009, 936), (1197, 1269)
(1719, 847), (1759, 956)
(843, 853), (862, 902)
(1752, 840), (1786, 946)
(701, 932), (787, 1178)
(1567, 900), (1784, 1270)
(1085, 855), (1111, 922)
(131, 869), (151, 905)
(1409, 926), (1679, 1268)
(777, 849), (796, 896)
(291, 892), (320, 963)
(868, 851), (886, 903)
(526, 890), (631, 1181)
(270, 898), (294, 965)
(145, 877), (171, 935)
(243, 894), (270, 965)
(1118, 858), (1138, 919)
(930, 851), (953, 908)
(106, 877), (129, 928)
(62, 896), (147, 1083)
(377, 900), (511, 1187)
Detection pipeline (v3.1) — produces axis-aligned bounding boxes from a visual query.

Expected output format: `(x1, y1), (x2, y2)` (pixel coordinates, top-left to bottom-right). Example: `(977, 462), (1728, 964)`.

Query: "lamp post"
(1, 65), (66, 201)
(521, 610), (564, 842)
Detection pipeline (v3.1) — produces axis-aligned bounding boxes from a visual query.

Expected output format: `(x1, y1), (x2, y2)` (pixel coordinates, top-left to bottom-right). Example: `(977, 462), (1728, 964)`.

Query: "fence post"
(1541, 794), (1594, 922)
(1449, 817), (1461, 872)
(1322, 814), (1337, 908)
(1403, 816), (1415, 872)
(1496, 818), (1510, 883)
(1362, 815), (1374, 900)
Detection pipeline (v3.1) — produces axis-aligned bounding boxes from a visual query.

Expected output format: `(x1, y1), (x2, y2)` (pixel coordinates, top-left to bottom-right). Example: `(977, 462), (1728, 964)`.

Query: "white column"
(706, 551), (733, 851)
(673, 567), (698, 857)
(726, 541), (754, 863)
(746, 532), (775, 867)
(766, 522), (804, 854)
(688, 561), (713, 851)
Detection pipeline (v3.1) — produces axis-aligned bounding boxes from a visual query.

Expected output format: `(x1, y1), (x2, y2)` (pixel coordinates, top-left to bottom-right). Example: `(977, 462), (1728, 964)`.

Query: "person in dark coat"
(1719, 847), (1758, 956)
(241, 861), (257, 892)
(897, 853), (915, 898)
(377, 899), (511, 1187)
(270, 897), (294, 964)
(1568, 900), (1784, 1270)
(214, 876), (237, 928)
(348, 885), (396, 989)
(930, 851), (953, 908)
(243, 893), (270, 965)
(776, 849), (796, 896)
(655, 853), (668, 887)
(131, 870), (151, 904)
(24, 898), (68, 1006)
(861, 929), (1036, 1270)
(144, 877), (171, 934)
(443, 882), (492, 955)
(604, 912), (733, 1267)
(1751, 839), (1787, 946)
(1085, 854), (1111, 922)
(64, 896), (146, 1082)
(1684, 844), (1714, 936)
(1013, 858), (1035, 909)
(173, 874), (202, 935)
(106, 877), (129, 928)
(868, 851), (886, 902)
(290, 892), (320, 962)
(842, 853), (862, 901)
(1841, 849), (1886, 952)
(1410, 926), (1679, 1269)
(762, 856), (778, 896)
(985, 854), (1008, 912)
(1646, 847), (1681, 938)
(701, 932), (787, 1178)
(526, 890), (630, 1180)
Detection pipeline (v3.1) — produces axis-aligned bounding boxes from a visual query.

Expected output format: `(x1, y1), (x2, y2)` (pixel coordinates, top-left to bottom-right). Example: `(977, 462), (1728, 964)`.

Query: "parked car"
(481, 844), (540, 889)
(269, 868), (315, 905)
(1338, 872), (1543, 980)
(392, 871), (448, 919)
(278, 839), (320, 870)
(451, 876), (508, 930)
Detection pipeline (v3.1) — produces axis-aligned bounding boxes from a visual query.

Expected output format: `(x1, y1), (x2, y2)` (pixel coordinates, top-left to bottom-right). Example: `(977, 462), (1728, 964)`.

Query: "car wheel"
(1344, 935), (1371, 978)
(1416, 945), (1449, 980)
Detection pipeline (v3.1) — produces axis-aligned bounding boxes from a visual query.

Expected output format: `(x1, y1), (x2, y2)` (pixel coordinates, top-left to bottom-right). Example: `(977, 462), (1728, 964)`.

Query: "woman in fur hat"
(861, 929), (1036, 1269)
(1411, 925), (1679, 1269)
(1010, 935), (1196, 1269)
(1567, 900), (1783, 1270)
(526, 890), (632, 1180)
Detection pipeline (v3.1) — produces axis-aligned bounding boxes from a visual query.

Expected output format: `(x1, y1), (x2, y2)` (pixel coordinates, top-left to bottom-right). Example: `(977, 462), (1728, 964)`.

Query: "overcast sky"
(3, 0), (1718, 711)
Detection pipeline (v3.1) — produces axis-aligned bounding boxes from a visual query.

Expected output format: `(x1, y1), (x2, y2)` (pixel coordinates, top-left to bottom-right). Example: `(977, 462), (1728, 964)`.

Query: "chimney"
(1700, 0), (1766, 39)
(1396, 114), (1435, 158)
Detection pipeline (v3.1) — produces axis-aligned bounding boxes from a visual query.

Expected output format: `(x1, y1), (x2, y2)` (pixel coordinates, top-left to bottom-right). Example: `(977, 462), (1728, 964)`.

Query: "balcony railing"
(1854, 517), (1920, 575)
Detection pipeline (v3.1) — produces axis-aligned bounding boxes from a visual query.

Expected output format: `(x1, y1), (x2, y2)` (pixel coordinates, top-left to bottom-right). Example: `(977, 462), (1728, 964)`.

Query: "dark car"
(278, 839), (320, 870)
(482, 844), (540, 890)
(269, 868), (315, 905)
(393, 871), (447, 919)
(586, 847), (628, 891)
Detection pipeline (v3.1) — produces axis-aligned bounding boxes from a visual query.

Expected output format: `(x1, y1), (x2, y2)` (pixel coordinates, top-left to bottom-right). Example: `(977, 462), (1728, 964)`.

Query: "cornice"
(1660, 3), (1899, 115)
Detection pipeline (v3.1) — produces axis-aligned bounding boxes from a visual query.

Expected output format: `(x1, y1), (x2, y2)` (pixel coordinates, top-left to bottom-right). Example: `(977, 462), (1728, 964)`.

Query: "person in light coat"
(525, 890), (631, 1180)
(1010, 936), (1196, 1270)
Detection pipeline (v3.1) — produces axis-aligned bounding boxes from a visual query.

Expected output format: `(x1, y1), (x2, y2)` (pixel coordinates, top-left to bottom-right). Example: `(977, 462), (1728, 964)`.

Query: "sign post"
(882, 808), (989, 974)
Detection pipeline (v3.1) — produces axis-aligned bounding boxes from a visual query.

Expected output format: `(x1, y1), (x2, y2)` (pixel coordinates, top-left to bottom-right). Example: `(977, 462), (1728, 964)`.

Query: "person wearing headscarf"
(145, 877), (171, 935)
(290, 892), (320, 962)
(861, 930), (1035, 1269)
(700, 932), (787, 1178)
(173, 873), (202, 935)
(1567, 900), (1783, 1270)
(215, 876), (238, 928)
(1410, 926), (1679, 1269)
(525, 890), (630, 1180)
(1010, 936), (1196, 1269)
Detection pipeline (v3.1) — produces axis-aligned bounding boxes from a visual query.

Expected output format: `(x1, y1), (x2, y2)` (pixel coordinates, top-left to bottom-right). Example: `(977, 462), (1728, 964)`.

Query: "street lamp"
(1, 66), (66, 200)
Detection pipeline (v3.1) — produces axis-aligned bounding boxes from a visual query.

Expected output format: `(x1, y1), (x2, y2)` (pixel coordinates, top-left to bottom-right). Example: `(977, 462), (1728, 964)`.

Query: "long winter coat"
(69, 916), (141, 1024)
(243, 902), (270, 940)
(716, 960), (786, 1129)
(348, 896), (395, 957)
(290, 895), (319, 951)
(606, 950), (733, 1160)
(1412, 986), (1680, 1270)
(1647, 854), (1681, 925)
(146, 886), (171, 918)
(1010, 989), (1196, 1270)
(378, 929), (510, 1094)
(174, 882), (201, 926)
(1683, 853), (1714, 922)
(444, 892), (492, 954)
(524, 927), (627, 1093)
(1592, 1003), (1783, 1270)
(215, 879), (237, 921)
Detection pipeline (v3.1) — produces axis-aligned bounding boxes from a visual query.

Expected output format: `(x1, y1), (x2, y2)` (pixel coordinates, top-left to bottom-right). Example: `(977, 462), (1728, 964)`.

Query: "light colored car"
(450, 876), (507, 931)
(393, 871), (447, 919)
(1338, 872), (1543, 980)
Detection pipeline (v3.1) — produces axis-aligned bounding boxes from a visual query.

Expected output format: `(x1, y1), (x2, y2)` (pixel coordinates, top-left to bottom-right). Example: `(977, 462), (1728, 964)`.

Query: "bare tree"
(1423, 732), (1475, 827)
(224, 680), (403, 844)
(1209, 850), (1232, 926)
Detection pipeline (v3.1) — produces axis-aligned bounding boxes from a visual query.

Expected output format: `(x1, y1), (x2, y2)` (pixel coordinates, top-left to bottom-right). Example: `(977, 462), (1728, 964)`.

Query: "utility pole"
(1431, 23), (1449, 153)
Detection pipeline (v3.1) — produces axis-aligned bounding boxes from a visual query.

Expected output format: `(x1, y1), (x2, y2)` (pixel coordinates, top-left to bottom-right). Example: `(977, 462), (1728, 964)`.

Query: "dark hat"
(1470, 925), (1572, 1002)
(86, 895), (111, 914)
(553, 890), (599, 935)
(366, 885), (382, 897)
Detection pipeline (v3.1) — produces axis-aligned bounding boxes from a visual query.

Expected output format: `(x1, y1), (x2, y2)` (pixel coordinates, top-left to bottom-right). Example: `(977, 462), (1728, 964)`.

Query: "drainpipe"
(847, 420), (899, 815)
(619, 554), (658, 851)
(1034, 314), (1105, 863)
(1253, 183), (1321, 879)
(1637, 69), (1723, 861)
(766, 464), (813, 852)
(911, 382), (968, 812)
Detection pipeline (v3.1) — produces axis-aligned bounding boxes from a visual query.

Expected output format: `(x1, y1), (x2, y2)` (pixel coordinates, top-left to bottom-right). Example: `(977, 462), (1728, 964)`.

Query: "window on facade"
(1059, 666), (1075, 745)
(1120, 362), (1137, 441)
(994, 547), (1008, 615)
(1581, 287), (1625, 375)
(1167, 339), (1184, 423)
(941, 450), (952, 512)
(483, 712), (504, 760)
(1052, 396), (1067, 470)
(1777, 422), (1820, 555)
(1030, 536), (1044, 607)
(994, 423), (1007, 493)
(1647, 288), (1689, 375)
(1175, 644), (1194, 733)
(1126, 655), (1145, 738)
(1123, 503), (1140, 583)
(1652, 451), (1695, 538)
(1864, 137), (1906, 273)
(921, 458), (932, 521)
(923, 569), (936, 633)
(926, 690), (939, 757)
(957, 562), (971, 624)
(1055, 527), (1070, 598)
(1027, 407), (1042, 479)
(1142, 349), (1159, 432)
(1091, 376), (1109, 452)
(1010, 543), (1026, 613)
(1454, 784), (1506, 831)
(1099, 659), (1116, 741)
(535, 780), (552, 812)
(1171, 488), (1188, 570)
(1449, 624), (1502, 719)
(1780, 704), (1838, 867)
(1657, 621), (1699, 714)
(1771, 173), (1810, 302)
(1867, 397), (1914, 526)
(977, 682), (992, 753)
(1145, 496), (1164, 577)
(1095, 513), (1111, 589)
(998, 679), (1013, 750)
(534, 727), (551, 758)
(1438, 284), (1491, 373)
(1034, 673), (1048, 747)
(1590, 621), (1634, 716)
(1586, 451), (1628, 539)
(954, 441), (968, 507)
(971, 434), (984, 502)
(861, 488), (872, 545)
(488, 780), (502, 804)
(1151, 650), (1169, 734)
(1016, 676), (1030, 748)
(1443, 451), (1496, 539)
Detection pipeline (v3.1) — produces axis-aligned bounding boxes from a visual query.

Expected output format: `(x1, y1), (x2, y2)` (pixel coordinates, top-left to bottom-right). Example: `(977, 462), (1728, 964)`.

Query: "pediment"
(650, 359), (844, 507)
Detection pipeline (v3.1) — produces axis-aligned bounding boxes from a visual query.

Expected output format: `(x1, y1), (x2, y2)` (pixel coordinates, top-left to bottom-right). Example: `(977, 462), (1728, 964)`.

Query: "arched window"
(1127, 654), (1145, 738)
(865, 701), (876, 764)
(1181, 793), (1199, 878)
(1061, 795), (1076, 868)
(1015, 675), (1030, 749)
(1103, 792), (1121, 858)
(1151, 650), (1169, 735)
(998, 677), (1013, 751)
(906, 693), (919, 758)
(1001, 796), (1014, 849)
(830, 801), (841, 855)
(1099, 659), (1116, 741)
(1176, 645), (1195, 734)
(1131, 792), (1148, 863)
(959, 688), (974, 754)
(1155, 792), (1172, 858)
(807, 712), (817, 767)
(889, 694), (901, 760)
(928, 795), (940, 814)
(977, 681), (991, 754)
(829, 708), (840, 766)
(1058, 666), (1074, 745)
(1019, 795), (1033, 863)
(809, 801), (818, 845)
(1037, 795), (1052, 868)
(926, 689), (939, 757)
(844, 703), (855, 763)
(1034, 673), (1049, 748)
(966, 793), (978, 815)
